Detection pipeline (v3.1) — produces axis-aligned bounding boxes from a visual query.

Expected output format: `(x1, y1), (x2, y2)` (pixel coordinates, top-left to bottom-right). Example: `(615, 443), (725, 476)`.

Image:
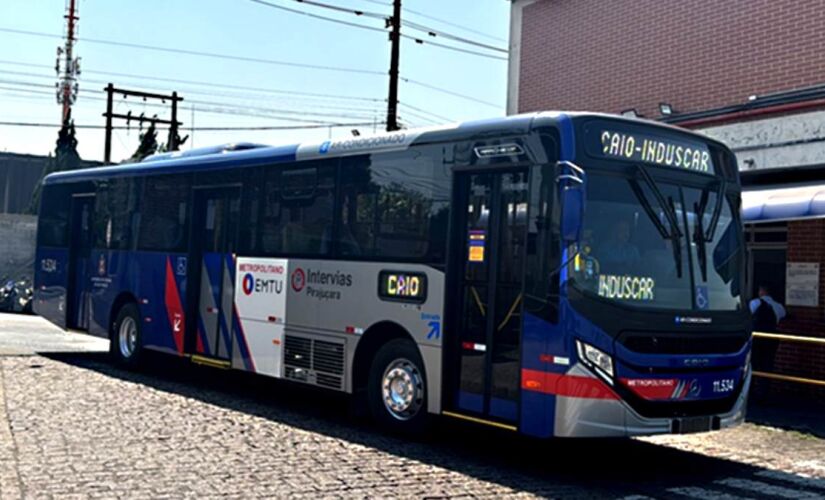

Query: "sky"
(0, 0), (511, 163)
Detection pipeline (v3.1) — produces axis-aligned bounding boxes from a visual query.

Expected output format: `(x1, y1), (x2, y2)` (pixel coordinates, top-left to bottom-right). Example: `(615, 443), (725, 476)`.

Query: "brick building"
(508, 0), (825, 399)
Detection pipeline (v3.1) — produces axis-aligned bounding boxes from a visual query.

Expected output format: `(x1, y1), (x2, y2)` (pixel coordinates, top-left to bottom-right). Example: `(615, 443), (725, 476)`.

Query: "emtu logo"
(319, 141), (331, 154)
(242, 273), (255, 295)
(291, 268), (306, 292)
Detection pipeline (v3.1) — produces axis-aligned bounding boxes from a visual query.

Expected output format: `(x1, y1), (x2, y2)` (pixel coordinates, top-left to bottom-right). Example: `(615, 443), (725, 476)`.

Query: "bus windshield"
(570, 171), (742, 311)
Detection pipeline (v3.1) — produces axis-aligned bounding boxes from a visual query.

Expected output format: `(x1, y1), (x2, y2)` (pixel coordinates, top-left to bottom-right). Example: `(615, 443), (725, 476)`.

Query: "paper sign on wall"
(786, 262), (819, 307)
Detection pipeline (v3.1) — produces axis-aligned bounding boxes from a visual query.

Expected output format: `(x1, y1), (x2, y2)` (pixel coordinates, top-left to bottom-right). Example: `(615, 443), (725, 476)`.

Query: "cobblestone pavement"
(0, 316), (824, 499)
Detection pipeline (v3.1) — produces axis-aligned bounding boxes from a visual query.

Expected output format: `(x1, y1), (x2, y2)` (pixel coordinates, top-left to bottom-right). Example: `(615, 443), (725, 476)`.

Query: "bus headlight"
(576, 340), (614, 382)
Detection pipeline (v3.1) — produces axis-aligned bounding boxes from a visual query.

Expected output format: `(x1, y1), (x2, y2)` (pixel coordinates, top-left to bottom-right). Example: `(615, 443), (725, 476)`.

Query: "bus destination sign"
(589, 128), (714, 174)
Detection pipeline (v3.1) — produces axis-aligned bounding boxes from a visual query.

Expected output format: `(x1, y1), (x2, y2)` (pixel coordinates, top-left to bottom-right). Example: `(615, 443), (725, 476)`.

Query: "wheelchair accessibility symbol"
(695, 286), (709, 310)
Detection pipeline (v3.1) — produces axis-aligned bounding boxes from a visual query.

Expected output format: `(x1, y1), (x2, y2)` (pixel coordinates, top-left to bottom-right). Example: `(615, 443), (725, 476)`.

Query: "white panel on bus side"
(234, 257), (289, 378)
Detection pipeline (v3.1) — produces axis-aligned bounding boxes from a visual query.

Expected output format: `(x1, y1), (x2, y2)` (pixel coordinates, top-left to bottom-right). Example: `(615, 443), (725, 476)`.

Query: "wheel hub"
(118, 316), (137, 359)
(382, 358), (423, 421)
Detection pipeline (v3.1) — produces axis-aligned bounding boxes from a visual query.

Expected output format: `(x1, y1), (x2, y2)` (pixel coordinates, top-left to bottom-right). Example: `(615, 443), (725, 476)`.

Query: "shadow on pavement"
(41, 350), (825, 498)
(747, 399), (825, 440)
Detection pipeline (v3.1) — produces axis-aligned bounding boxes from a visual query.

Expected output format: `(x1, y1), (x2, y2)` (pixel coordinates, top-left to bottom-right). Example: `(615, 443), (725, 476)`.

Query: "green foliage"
(29, 113), (82, 214)
(129, 121), (159, 162)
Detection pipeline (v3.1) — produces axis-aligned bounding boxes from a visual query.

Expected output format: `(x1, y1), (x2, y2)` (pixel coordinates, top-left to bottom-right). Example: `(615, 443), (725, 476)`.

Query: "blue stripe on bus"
(457, 391), (484, 413)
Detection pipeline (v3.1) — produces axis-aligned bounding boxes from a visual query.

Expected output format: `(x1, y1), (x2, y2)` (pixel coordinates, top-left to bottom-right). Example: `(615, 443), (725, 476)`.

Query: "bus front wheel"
(110, 303), (143, 367)
(367, 338), (429, 435)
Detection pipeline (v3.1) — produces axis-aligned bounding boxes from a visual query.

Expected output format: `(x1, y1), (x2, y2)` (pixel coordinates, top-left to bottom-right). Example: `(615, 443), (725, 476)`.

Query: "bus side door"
(66, 193), (95, 330)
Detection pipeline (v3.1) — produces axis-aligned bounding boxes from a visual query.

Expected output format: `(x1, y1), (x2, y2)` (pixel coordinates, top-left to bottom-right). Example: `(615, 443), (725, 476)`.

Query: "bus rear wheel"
(367, 338), (429, 435)
(110, 303), (142, 367)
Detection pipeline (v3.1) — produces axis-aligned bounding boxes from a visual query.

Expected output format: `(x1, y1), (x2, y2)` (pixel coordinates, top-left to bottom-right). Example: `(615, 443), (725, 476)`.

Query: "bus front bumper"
(551, 368), (750, 438)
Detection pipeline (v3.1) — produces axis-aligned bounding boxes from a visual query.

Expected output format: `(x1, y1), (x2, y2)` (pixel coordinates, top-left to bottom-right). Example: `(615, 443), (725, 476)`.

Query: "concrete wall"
(0, 214), (36, 281)
(699, 110), (825, 171)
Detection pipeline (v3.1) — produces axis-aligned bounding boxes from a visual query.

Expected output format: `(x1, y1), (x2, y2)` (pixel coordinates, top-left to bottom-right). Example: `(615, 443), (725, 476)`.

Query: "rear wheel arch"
(109, 292), (139, 334)
(352, 321), (419, 395)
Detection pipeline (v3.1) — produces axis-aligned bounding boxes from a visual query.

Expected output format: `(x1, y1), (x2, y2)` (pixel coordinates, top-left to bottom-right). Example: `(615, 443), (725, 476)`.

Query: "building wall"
(515, 0), (825, 117)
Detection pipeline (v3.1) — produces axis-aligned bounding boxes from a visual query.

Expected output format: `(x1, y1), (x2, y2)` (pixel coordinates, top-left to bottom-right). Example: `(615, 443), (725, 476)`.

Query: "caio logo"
(291, 268), (306, 292)
(242, 273), (255, 296)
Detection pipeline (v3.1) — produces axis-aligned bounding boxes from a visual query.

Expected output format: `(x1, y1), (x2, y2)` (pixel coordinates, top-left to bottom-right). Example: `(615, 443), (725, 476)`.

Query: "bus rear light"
(345, 326), (364, 335)
(576, 340), (614, 382)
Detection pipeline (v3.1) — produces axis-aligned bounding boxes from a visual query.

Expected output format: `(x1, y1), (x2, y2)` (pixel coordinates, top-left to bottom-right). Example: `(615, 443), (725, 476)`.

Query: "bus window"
(37, 183), (73, 247)
(94, 178), (140, 250)
(138, 175), (190, 252)
(338, 147), (449, 262)
(251, 163), (336, 256)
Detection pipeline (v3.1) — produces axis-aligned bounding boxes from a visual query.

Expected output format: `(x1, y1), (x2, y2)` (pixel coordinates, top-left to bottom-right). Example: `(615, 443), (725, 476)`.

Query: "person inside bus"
(598, 219), (641, 267)
(749, 284), (786, 332)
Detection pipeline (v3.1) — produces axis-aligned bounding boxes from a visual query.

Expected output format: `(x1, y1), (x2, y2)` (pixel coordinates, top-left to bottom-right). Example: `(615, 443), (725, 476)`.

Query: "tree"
(129, 120), (159, 162)
(29, 112), (82, 213)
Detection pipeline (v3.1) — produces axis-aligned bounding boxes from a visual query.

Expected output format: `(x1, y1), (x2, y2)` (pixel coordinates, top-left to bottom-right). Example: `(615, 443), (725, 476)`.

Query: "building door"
(187, 187), (241, 360)
(447, 169), (529, 423)
(66, 194), (95, 330)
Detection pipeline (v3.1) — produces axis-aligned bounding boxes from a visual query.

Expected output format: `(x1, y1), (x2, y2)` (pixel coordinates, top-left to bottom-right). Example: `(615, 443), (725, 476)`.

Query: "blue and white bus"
(34, 112), (750, 437)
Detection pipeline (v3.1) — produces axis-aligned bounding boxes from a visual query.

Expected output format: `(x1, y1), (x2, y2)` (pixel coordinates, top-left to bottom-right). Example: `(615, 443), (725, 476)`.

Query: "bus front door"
(66, 194), (95, 330)
(448, 169), (529, 424)
(187, 188), (241, 361)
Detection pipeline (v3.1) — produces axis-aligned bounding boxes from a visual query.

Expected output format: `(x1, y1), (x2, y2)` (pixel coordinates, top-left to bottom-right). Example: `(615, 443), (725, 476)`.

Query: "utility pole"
(386, 0), (401, 132)
(102, 85), (184, 164)
(55, 0), (80, 124)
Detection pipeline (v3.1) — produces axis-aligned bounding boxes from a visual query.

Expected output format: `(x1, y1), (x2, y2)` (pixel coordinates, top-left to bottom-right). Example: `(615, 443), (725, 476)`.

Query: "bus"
(33, 112), (750, 437)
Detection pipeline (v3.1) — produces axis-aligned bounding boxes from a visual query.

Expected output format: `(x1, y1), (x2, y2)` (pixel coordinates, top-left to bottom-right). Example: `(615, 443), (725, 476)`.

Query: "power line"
(247, 0), (507, 55)
(402, 20), (507, 53)
(0, 82), (382, 125)
(246, 0), (387, 31)
(0, 69), (386, 118)
(0, 59), (383, 102)
(267, 0), (387, 19)
(0, 120), (384, 131)
(399, 101), (453, 122)
(0, 27), (386, 76)
(404, 6), (507, 44)
(400, 34), (507, 61)
(401, 77), (502, 109)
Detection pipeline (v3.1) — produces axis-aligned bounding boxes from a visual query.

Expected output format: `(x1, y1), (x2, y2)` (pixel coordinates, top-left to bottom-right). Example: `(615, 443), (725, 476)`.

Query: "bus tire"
(110, 303), (143, 367)
(367, 338), (429, 435)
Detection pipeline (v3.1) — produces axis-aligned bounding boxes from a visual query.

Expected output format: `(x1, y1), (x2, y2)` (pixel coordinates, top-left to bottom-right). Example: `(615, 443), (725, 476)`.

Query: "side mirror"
(557, 161), (586, 245)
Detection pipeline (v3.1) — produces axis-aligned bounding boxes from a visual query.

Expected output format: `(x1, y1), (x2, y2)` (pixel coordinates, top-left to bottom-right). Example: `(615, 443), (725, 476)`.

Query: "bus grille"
(284, 335), (345, 390)
(618, 332), (749, 355)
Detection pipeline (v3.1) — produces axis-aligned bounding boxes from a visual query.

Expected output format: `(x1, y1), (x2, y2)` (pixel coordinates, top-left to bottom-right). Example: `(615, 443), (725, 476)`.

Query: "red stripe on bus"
(521, 369), (619, 400)
(163, 257), (185, 354)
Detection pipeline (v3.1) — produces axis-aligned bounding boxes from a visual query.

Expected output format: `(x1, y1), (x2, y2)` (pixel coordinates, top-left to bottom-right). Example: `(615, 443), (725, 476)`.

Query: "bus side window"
(257, 163), (335, 257)
(338, 147), (449, 263)
(37, 184), (72, 248)
(94, 177), (140, 251)
(138, 174), (190, 253)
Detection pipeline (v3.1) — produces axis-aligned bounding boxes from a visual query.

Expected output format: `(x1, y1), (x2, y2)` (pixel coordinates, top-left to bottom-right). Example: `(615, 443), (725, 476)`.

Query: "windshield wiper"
(705, 177), (727, 241)
(693, 178), (727, 282)
(694, 201), (708, 282)
(634, 164), (684, 277)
